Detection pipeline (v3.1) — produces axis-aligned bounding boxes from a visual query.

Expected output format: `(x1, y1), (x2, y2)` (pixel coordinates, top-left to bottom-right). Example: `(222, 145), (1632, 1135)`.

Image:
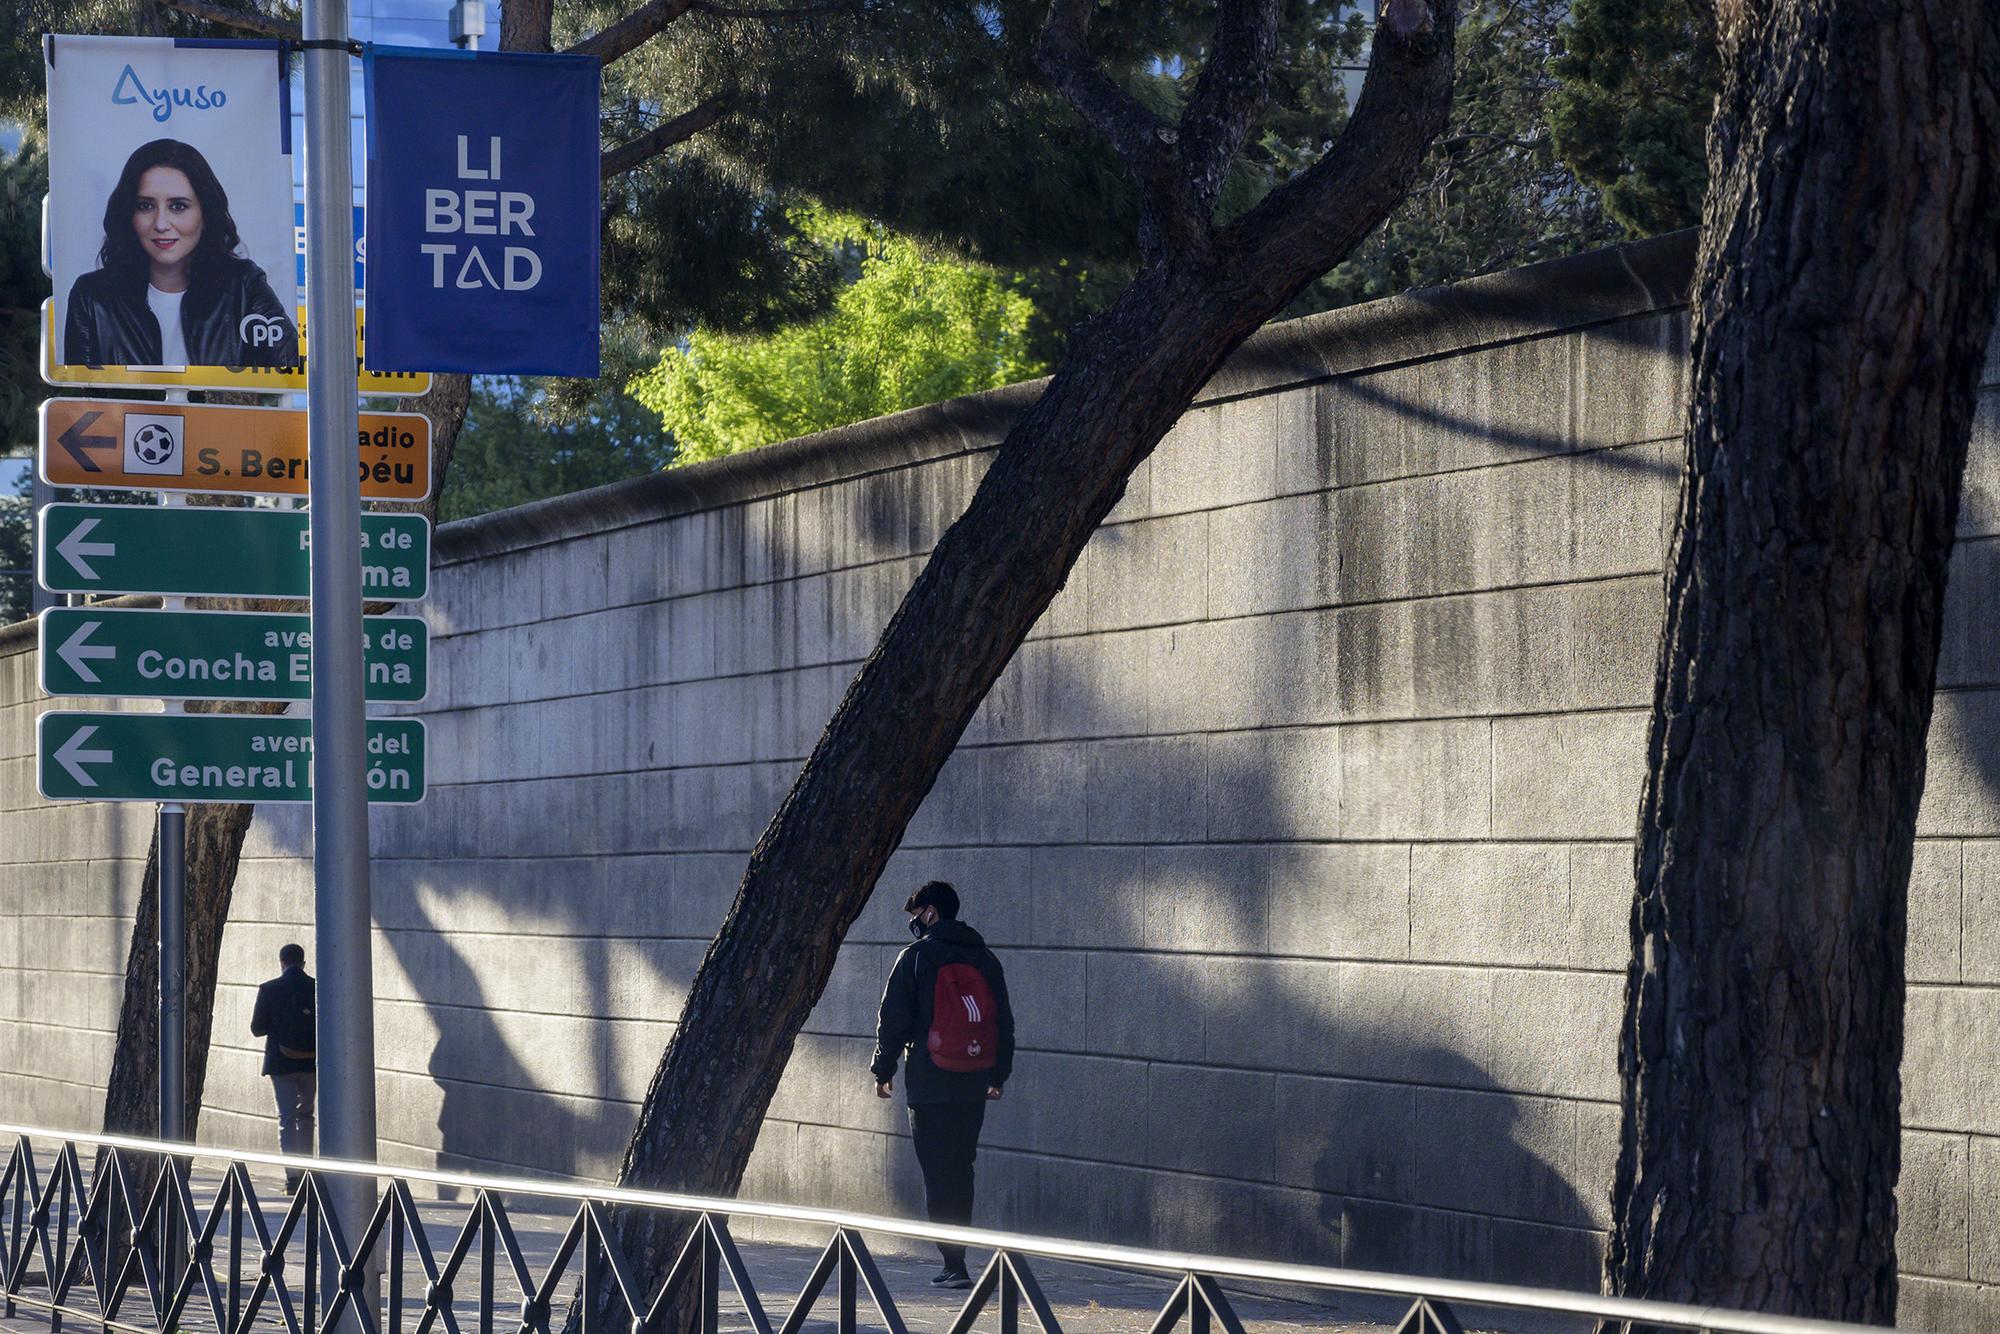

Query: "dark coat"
(249, 967), (316, 1077)
(62, 255), (299, 368)
(871, 919), (1014, 1104)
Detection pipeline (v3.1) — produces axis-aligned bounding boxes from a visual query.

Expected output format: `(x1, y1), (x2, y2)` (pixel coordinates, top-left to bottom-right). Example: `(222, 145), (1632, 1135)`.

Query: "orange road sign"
(40, 397), (432, 501)
(39, 301), (431, 396)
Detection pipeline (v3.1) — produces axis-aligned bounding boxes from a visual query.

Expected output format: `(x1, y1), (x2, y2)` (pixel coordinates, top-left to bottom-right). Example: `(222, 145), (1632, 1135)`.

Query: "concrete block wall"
(8, 230), (2000, 1326)
(0, 656), (157, 1132)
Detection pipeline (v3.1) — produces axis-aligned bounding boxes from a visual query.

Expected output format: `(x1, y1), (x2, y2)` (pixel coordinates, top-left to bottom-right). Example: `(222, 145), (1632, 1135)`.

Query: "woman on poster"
(62, 138), (300, 368)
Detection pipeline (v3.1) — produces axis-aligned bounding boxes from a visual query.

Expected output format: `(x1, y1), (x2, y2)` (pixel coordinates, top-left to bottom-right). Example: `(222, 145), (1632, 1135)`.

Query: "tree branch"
(1176, 0), (1281, 212)
(690, 0), (854, 17)
(155, 0), (297, 37)
(566, 0), (843, 65)
(1219, 0), (1456, 280)
(565, 0), (697, 62)
(600, 96), (730, 178)
(1034, 0), (1200, 259)
(1437, 130), (1546, 151)
(1033, 0), (1173, 177)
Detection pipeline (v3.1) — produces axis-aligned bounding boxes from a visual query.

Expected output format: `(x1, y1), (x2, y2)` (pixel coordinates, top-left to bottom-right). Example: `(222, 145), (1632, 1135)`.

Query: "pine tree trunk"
(1602, 0), (2000, 1317)
(498, 0), (553, 54)
(97, 372), (472, 1142)
(101, 801), (260, 1138)
(586, 0), (1457, 1311)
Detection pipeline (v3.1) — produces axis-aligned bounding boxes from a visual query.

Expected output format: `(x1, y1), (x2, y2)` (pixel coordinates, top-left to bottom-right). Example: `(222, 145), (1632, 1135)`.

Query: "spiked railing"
(0, 1124), (1904, 1334)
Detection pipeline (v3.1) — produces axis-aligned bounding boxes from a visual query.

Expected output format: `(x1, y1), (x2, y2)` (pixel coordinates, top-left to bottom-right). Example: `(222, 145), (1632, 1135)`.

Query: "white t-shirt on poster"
(147, 285), (189, 366)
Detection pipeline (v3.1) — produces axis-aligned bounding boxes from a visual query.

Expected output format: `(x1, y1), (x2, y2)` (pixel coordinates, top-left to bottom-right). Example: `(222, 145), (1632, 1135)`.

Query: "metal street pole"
(156, 796), (185, 1278)
(155, 412), (191, 1147)
(151, 794), (185, 1282)
(302, 0), (377, 1316)
(158, 404), (189, 1280)
(157, 797), (186, 1141)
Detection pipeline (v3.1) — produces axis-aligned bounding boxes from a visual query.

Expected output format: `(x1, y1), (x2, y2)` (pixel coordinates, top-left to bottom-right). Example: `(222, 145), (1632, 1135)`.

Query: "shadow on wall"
(229, 312), (1692, 1289)
(1928, 454), (2000, 819)
(914, 826), (1612, 1291)
(238, 300), (2000, 1323)
(1309, 1048), (1600, 1288)
(240, 819), (652, 1182)
(386, 891), (633, 1182)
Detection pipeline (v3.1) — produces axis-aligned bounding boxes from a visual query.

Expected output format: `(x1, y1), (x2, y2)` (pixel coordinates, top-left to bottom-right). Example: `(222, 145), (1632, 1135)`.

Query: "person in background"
(872, 881), (1015, 1289)
(249, 942), (316, 1192)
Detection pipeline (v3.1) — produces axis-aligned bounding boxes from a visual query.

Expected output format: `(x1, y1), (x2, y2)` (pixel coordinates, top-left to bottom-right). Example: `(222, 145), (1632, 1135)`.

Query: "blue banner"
(362, 48), (599, 376)
(295, 203), (366, 292)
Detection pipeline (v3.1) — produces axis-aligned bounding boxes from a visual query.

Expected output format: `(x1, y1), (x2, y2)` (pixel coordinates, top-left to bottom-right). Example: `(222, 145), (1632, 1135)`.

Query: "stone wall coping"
(0, 594), (158, 659)
(432, 229), (1696, 568)
(0, 227), (1699, 649)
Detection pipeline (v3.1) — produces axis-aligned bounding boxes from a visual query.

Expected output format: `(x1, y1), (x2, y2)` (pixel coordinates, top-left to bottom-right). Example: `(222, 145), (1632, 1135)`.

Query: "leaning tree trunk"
(101, 798), (260, 1139)
(1601, 0), (2000, 1319)
(98, 371), (472, 1141)
(582, 0), (1454, 1317)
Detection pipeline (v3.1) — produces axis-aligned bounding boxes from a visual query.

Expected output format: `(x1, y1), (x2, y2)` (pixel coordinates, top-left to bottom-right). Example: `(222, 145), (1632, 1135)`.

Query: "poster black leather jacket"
(62, 256), (300, 368)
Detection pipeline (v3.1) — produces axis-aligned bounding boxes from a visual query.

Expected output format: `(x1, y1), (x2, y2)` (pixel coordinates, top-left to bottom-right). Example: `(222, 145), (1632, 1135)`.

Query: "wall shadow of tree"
(204, 301), (1699, 1311)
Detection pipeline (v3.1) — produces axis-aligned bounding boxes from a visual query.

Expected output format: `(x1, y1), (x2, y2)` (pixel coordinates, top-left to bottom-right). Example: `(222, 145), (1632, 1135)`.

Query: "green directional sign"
(37, 712), (426, 805)
(37, 503), (430, 600)
(40, 608), (428, 704)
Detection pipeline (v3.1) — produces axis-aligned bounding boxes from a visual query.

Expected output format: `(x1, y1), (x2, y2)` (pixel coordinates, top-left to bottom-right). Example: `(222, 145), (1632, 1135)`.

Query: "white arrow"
(57, 619), (116, 684)
(54, 724), (113, 788)
(56, 518), (115, 581)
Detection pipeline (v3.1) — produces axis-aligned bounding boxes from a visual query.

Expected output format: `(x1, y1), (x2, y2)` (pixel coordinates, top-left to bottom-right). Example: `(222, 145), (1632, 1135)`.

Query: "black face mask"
(908, 916), (928, 939)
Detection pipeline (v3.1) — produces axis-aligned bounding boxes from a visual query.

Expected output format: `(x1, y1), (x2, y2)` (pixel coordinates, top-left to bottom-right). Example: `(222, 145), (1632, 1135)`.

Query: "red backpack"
(926, 960), (999, 1073)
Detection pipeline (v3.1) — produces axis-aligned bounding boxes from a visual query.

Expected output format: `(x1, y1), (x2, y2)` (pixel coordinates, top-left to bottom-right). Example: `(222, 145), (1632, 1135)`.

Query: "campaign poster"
(45, 35), (300, 370)
(364, 47), (600, 377)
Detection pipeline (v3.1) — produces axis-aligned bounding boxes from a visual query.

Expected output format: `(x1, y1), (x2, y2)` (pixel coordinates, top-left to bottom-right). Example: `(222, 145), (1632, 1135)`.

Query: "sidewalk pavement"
(0, 1165), (1452, 1334)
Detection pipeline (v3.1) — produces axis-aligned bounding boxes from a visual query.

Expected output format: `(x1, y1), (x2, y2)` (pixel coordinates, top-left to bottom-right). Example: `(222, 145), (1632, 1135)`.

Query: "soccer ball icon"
(132, 422), (178, 465)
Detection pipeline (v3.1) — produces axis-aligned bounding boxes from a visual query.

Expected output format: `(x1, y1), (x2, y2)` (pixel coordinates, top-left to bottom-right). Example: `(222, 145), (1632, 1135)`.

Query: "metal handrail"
(0, 1122), (1903, 1334)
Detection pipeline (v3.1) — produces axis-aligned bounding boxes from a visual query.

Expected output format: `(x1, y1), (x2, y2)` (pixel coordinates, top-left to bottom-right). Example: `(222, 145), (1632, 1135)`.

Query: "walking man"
(872, 881), (1014, 1289)
(250, 943), (316, 1192)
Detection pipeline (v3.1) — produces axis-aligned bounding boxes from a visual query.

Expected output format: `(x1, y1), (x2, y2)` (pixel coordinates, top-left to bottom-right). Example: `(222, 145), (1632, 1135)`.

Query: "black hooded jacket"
(63, 256), (300, 368)
(871, 919), (1014, 1104)
(249, 967), (316, 1077)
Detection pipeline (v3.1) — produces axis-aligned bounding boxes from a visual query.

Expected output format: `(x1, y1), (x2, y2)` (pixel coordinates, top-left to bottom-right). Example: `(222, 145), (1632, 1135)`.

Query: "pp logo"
(123, 413), (185, 476)
(239, 314), (290, 350)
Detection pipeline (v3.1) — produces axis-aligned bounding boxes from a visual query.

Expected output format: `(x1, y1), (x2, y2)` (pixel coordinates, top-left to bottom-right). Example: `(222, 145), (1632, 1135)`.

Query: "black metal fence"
(0, 1124), (1902, 1334)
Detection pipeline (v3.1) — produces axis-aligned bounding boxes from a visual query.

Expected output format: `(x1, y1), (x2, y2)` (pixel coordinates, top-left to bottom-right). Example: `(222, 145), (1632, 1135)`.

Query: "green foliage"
(443, 369), (673, 522)
(4, 0), (1628, 377)
(0, 136), (48, 626)
(1, 469), (28, 626)
(1227, 5), (1372, 210)
(4, 0), (1709, 523)
(1, 1), (116, 126)
(1549, 0), (1717, 236)
(0, 0), (292, 126)
(629, 210), (1046, 465)
(585, 0), (1366, 350)
(1, 136), (50, 455)
(1306, 0), (1623, 310)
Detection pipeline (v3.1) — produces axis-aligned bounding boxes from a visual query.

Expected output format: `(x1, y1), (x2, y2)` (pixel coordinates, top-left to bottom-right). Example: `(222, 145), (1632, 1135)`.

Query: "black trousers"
(908, 1100), (986, 1272)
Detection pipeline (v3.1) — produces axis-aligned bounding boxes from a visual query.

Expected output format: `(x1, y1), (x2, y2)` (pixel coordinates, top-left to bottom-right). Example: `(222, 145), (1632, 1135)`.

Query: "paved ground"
(0, 1165), (1498, 1334)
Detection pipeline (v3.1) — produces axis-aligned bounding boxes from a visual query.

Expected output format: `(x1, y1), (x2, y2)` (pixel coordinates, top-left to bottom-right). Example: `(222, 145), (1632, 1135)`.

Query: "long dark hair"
(97, 138), (245, 287)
